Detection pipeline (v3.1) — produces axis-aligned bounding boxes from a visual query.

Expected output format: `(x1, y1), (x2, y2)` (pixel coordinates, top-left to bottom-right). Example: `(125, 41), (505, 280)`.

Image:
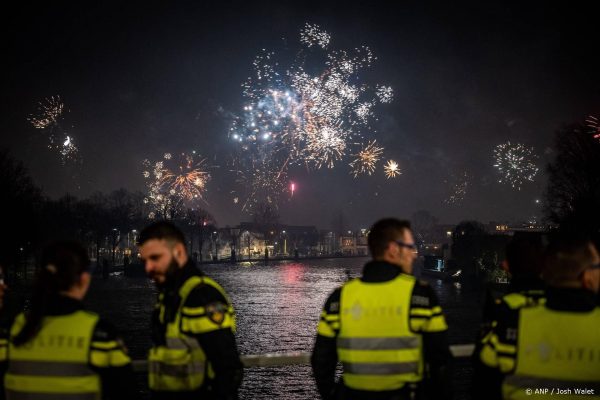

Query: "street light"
(212, 231), (218, 260)
(231, 228), (240, 262)
(281, 230), (287, 255)
(111, 228), (120, 266)
(244, 230), (251, 260)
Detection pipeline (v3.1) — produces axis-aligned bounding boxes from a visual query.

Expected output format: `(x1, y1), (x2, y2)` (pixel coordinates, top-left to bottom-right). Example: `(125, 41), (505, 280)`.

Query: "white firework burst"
(493, 141), (539, 190)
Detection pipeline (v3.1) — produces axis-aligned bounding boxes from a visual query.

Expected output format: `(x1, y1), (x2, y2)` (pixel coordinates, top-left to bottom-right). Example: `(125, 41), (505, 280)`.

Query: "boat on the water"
(419, 255), (461, 282)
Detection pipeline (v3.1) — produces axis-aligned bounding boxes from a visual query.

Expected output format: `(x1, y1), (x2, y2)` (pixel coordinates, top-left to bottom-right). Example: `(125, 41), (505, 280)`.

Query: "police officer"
(472, 234), (547, 398)
(0, 241), (136, 399)
(311, 218), (453, 400)
(138, 221), (243, 400)
(478, 235), (600, 399)
(480, 233), (546, 336)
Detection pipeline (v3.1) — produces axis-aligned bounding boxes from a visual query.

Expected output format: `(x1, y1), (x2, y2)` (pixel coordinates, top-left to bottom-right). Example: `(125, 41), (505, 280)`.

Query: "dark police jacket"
(151, 261), (243, 400)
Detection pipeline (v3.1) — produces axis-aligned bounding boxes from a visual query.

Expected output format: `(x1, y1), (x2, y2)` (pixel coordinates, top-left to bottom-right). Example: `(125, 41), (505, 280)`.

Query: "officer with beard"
(138, 221), (243, 400)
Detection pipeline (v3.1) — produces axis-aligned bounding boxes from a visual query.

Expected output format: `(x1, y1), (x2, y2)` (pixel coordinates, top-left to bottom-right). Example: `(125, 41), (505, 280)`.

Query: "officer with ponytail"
(0, 241), (136, 400)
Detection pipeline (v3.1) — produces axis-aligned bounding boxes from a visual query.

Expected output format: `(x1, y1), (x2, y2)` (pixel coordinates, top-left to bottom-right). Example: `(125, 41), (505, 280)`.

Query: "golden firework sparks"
(384, 159), (401, 179)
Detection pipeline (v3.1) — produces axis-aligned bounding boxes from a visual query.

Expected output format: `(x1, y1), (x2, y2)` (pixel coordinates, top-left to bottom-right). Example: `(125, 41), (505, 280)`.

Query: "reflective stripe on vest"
(8, 360), (96, 376)
(502, 305), (600, 400)
(338, 274), (423, 392)
(164, 337), (201, 350)
(338, 337), (420, 351)
(343, 361), (419, 375)
(5, 311), (101, 400)
(6, 390), (99, 400)
(149, 275), (229, 392)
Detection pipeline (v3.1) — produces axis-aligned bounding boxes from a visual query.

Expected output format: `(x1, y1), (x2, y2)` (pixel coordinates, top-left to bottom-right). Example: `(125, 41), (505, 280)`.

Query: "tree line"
(0, 149), (216, 273)
(1, 120), (599, 276)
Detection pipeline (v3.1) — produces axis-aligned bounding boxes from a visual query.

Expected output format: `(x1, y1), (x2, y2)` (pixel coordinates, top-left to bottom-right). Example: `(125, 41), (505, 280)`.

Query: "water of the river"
(84, 258), (483, 399)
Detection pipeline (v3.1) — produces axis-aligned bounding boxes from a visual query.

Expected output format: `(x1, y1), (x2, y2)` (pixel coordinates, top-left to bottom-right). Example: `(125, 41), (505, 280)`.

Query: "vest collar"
(164, 260), (203, 293)
(46, 295), (84, 315)
(361, 261), (406, 283)
(545, 287), (597, 312)
(509, 276), (545, 293)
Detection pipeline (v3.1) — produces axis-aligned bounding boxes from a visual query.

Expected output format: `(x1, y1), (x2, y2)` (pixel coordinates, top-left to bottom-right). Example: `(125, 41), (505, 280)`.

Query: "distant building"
(338, 229), (368, 256)
(486, 221), (552, 235)
(235, 223), (319, 258)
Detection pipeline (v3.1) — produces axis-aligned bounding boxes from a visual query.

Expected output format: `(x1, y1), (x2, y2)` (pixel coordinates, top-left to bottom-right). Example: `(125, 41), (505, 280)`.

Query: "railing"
(131, 344), (475, 372)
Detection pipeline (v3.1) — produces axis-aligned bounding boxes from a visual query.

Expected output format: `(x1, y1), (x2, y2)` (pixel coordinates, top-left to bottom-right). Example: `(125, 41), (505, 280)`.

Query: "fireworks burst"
(28, 96), (64, 130)
(305, 124), (347, 168)
(230, 23), (393, 209)
(142, 152), (211, 218)
(300, 23), (331, 49)
(586, 115), (600, 140)
(493, 141), (539, 190)
(384, 159), (401, 179)
(376, 85), (394, 104)
(60, 136), (79, 163)
(444, 171), (470, 205)
(232, 156), (288, 212)
(28, 96), (80, 164)
(350, 140), (383, 177)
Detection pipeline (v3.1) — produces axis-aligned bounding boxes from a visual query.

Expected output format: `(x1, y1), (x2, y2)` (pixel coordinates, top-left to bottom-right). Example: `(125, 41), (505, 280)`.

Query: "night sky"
(4, 1), (600, 229)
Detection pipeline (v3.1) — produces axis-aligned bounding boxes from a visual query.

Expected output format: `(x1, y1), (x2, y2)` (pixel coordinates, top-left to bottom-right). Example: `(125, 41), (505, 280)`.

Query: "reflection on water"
(85, 258), (481, 399)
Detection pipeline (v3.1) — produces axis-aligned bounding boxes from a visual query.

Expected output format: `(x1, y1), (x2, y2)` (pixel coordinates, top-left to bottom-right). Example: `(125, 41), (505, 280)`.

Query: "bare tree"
(544, 123), (600, 237)
(252, 202), (280, 248)
(411, 210), (439, 245)
(0, 150), (43, 271)
(179, 208), (216, 262)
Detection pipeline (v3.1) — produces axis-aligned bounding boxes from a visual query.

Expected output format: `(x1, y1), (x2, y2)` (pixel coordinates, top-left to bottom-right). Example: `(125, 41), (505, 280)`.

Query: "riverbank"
(100, 254), (370, 277)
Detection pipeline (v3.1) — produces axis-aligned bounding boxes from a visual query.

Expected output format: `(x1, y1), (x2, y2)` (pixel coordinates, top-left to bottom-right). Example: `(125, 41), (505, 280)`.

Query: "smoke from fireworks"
(229, 23), (393, 210)
(142, 152), (211, 218)
(493, 141), (539, 190)
(231, 155), (288, 213)
(384, 159), (401, 179)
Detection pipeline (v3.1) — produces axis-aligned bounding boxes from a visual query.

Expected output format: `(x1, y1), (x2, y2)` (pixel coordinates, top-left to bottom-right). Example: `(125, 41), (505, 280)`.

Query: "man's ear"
(385, 241), (396, 257)
(581, 269), (595, 291)
(173, 242), (187, 264)
(79, 271), (91, 289)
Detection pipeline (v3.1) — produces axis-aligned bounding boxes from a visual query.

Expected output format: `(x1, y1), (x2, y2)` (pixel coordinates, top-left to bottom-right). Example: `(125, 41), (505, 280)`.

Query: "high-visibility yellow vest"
(501, 290), (545, 310)
(338, 274), (423, 391)
(148, 275), (235, 392)
(5, 311), (101, 400)
(503, 305), (600, 400)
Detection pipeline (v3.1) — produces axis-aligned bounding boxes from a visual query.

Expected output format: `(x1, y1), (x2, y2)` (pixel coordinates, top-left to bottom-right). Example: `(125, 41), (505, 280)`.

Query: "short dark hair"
(544, 234), (595, 285)
(138, 221), (187, 248)
(505, 233), (546, 277)
(368, 218), (412, 258)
